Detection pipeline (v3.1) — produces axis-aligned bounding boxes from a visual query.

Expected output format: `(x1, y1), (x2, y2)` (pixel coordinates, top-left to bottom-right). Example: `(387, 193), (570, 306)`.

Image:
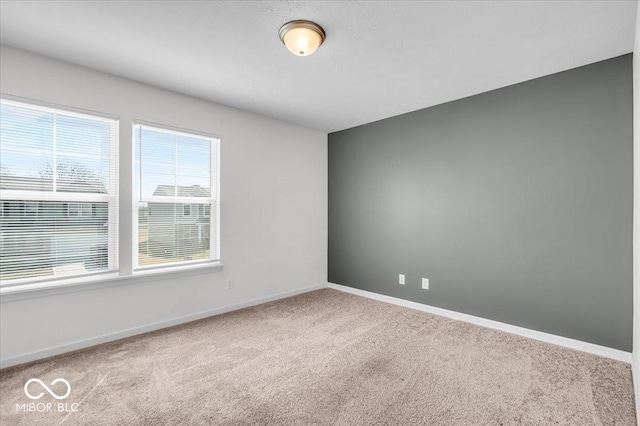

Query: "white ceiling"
(0, 1), (637, 132)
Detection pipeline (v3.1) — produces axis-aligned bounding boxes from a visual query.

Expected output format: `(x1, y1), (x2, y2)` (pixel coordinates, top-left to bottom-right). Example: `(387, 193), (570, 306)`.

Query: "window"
(67, 202), (79, 217)
(67, 202), (93, 217)
(24, 201), (39, 217)
(134, 123), (219, 269)
(0, 98), (221, 293)
(0, 99), (118, 285)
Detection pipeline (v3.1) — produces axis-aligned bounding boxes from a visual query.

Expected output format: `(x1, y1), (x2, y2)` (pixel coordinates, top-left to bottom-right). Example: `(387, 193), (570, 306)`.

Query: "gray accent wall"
(328, 54), (633, 351)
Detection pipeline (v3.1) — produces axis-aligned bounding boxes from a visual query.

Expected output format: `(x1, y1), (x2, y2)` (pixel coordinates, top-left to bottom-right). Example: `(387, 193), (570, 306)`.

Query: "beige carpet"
(0, 289), (636, 425)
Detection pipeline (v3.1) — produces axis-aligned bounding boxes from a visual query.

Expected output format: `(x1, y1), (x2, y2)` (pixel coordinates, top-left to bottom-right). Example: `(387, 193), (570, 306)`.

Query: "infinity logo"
(24, 378), (71, 400)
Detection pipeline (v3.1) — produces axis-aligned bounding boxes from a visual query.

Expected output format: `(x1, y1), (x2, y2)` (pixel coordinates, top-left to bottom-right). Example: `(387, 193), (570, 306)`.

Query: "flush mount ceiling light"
(278, 20), (325, 57)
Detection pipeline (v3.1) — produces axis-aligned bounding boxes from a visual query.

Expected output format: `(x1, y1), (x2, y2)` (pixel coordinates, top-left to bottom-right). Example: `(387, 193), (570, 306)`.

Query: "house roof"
(153, 185), (210, 197)
(0, 176), (107, 193)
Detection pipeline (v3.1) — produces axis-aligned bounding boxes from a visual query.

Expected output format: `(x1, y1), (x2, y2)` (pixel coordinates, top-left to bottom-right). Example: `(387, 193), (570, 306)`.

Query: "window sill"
(0, 262), (224, 303)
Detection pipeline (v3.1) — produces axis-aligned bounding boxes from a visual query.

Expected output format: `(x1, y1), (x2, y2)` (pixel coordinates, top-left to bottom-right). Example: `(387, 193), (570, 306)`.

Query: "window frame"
(0, 97), (223, 299)
(0, 97), (119, 289)
(132, 121), (220, 272)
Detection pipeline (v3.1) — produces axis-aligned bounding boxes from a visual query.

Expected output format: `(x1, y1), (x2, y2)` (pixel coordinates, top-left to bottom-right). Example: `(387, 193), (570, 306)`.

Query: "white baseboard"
(0, 283), (326, 369)
(4, 282), (632, 369)
(328, 283), (633, 364)
(634, 357), (640, 422)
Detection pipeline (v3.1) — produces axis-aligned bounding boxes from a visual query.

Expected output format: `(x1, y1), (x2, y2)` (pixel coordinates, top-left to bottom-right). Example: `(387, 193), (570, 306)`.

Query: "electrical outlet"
(422, 278), (429, 290)
(226, 278), (234, 290)
(399, 274), (405, 285)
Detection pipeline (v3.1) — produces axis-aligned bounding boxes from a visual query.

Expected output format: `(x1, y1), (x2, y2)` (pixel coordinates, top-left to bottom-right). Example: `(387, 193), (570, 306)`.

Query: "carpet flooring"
(0, 288), (636, 425)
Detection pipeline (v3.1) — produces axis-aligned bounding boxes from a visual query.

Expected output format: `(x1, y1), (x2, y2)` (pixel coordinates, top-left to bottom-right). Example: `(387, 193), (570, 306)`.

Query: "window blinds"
(0, 99), (118, 286)
(133, 123), (219, 269)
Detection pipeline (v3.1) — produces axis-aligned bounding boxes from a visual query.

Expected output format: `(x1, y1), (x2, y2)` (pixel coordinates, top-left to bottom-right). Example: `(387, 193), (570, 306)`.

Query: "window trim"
(0, 97), (223, 296)
(0, 93), (119, 122)
(132, 121), (221, 273)
(0, 97), (119, 289)
(0, 262), (224, 303)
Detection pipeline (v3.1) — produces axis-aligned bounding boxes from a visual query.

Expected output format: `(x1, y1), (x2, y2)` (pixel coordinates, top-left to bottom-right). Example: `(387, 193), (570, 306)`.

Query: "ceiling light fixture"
(278, 20), (325, 57)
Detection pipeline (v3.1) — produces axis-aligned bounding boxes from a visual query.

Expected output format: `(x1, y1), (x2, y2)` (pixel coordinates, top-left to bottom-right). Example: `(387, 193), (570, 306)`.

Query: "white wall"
(634, 2), (640, 418)
(0, 46), (328, 365)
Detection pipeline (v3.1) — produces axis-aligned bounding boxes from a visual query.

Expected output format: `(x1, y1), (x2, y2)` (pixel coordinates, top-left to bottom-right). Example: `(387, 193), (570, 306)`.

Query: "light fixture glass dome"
(279, 20), (325, 57)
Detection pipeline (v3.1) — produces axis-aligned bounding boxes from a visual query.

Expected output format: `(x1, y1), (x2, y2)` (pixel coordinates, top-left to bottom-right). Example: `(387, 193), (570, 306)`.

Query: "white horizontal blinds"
(0, 99), (118, 286)
(134, 123), (218, 269)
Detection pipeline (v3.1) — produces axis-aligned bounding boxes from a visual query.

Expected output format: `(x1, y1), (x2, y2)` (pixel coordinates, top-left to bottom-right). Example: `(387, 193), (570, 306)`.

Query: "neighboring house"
(0, 175), (109, 194)
(0, 176), (109, 276)
(146, 185), (211, 258)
